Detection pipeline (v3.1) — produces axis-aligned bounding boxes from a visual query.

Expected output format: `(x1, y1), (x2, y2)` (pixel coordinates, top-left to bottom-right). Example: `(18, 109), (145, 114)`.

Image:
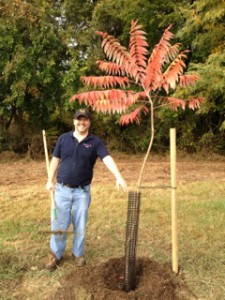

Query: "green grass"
(1, 175), (225, 299)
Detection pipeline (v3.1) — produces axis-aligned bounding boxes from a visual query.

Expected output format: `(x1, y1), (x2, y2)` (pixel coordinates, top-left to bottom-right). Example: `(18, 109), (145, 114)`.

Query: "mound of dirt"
(52, 257), (196, 300)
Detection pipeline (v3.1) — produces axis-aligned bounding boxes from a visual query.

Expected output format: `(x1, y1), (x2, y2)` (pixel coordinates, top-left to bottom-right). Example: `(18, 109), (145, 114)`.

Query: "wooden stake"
(42, 130), (57, 219)
(170, 128), (178, 273)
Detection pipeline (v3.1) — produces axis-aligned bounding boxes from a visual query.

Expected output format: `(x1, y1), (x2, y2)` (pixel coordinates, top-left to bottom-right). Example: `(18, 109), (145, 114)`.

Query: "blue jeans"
(50, 183), (91, 260)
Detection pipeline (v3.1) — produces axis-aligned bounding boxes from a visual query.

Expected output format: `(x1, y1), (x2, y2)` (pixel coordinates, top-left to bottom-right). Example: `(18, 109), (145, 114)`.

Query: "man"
(45, 108), (128, 271)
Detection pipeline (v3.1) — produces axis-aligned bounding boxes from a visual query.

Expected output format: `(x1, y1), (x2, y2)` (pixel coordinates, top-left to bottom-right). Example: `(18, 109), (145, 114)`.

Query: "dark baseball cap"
(73, 108), (91, 120)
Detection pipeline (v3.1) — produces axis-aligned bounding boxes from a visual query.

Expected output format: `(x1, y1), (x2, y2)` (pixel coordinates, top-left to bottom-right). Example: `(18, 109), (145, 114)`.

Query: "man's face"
(74, 116), (91, 134)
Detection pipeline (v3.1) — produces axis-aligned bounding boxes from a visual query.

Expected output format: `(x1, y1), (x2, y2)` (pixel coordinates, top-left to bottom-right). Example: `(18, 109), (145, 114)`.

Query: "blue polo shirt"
(53, 131), (109, 186)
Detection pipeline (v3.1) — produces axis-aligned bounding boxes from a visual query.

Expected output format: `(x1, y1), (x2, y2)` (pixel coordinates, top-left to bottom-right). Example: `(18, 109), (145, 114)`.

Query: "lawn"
(0, 152), (225, 299)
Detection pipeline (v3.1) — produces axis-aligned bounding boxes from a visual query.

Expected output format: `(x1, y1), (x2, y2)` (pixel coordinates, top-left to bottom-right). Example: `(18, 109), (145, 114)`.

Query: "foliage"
(0, 0), (87, 152)
(0, 0), (224, 154)
(173, 0), (225, 152)
(70, 0), (224, 154)
(71, 20), (204, 186)
(91, 0), (188, 44)
(0, 1), (64, 128)
(177, 0), (225, 62)
(71, 20), (203, 124)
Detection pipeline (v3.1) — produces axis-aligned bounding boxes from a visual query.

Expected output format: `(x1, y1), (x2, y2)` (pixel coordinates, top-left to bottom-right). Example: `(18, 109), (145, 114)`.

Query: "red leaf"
(162, 51), (189, 93)
(164, 97), (186, 110)
(70, 90), (145, 114)
(99, 32), (132, 72)
(96, 60), (125, 76)
(81, 76), (130, 89)
(129, 20), (148, 81)
(179, 74), (201, 87)
(119, 106), (149, 125)
(188, 97), (205, 109)
(144, 24), (174, 91)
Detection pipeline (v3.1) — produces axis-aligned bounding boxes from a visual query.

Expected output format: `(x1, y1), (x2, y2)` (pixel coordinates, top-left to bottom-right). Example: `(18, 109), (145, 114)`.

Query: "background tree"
(170, 0), (225, 152)
(0, 1), (64, 151)
(0, 0), (85, 153)
(0, 0), (224, 155)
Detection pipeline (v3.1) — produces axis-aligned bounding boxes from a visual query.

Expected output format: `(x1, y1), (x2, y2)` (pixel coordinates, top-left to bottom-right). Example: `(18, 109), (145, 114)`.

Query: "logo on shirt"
(83, 143), (92, 149)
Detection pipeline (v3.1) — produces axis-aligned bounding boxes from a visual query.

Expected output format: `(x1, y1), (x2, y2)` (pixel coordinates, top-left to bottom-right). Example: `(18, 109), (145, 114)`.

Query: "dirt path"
(1, 152), (225, 187)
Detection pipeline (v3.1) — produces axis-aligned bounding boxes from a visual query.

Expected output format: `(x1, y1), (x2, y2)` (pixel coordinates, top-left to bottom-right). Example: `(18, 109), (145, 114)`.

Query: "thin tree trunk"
(136, 96), (154, 190)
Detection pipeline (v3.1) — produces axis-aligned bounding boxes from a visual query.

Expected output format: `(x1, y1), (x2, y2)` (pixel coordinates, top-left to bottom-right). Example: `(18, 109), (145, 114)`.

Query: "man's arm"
(102, 155), (128, 192)
(46, 156), (60, 190)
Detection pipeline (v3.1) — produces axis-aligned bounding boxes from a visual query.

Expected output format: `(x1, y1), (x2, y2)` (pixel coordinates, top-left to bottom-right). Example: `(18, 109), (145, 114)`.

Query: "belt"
(58, 182), (80, 188)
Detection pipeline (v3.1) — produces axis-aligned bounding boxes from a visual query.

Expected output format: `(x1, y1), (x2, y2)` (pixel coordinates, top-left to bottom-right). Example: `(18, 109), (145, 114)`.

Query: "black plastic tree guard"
(123, 191), (141, 292)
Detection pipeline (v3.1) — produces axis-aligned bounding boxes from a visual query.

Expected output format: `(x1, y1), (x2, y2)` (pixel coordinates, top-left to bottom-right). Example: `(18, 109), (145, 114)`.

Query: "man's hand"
(45, 157), (60, 191)
(102, 155), (128, 192)
(46, 182), (54, 191)
(116, 177), (128, 192)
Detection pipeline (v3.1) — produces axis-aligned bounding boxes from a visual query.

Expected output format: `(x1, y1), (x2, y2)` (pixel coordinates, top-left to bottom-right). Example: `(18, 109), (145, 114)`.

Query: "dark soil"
(52, 257), (196, 300)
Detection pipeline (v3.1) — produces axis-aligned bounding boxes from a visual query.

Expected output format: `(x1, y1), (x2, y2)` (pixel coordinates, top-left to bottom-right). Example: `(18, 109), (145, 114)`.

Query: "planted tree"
(71, 20), (204, 291)
(71, 20), (204, 188)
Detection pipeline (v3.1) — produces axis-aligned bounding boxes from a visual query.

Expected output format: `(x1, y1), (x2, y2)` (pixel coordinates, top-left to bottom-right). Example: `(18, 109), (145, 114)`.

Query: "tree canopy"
(0, 0), (224, 154)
